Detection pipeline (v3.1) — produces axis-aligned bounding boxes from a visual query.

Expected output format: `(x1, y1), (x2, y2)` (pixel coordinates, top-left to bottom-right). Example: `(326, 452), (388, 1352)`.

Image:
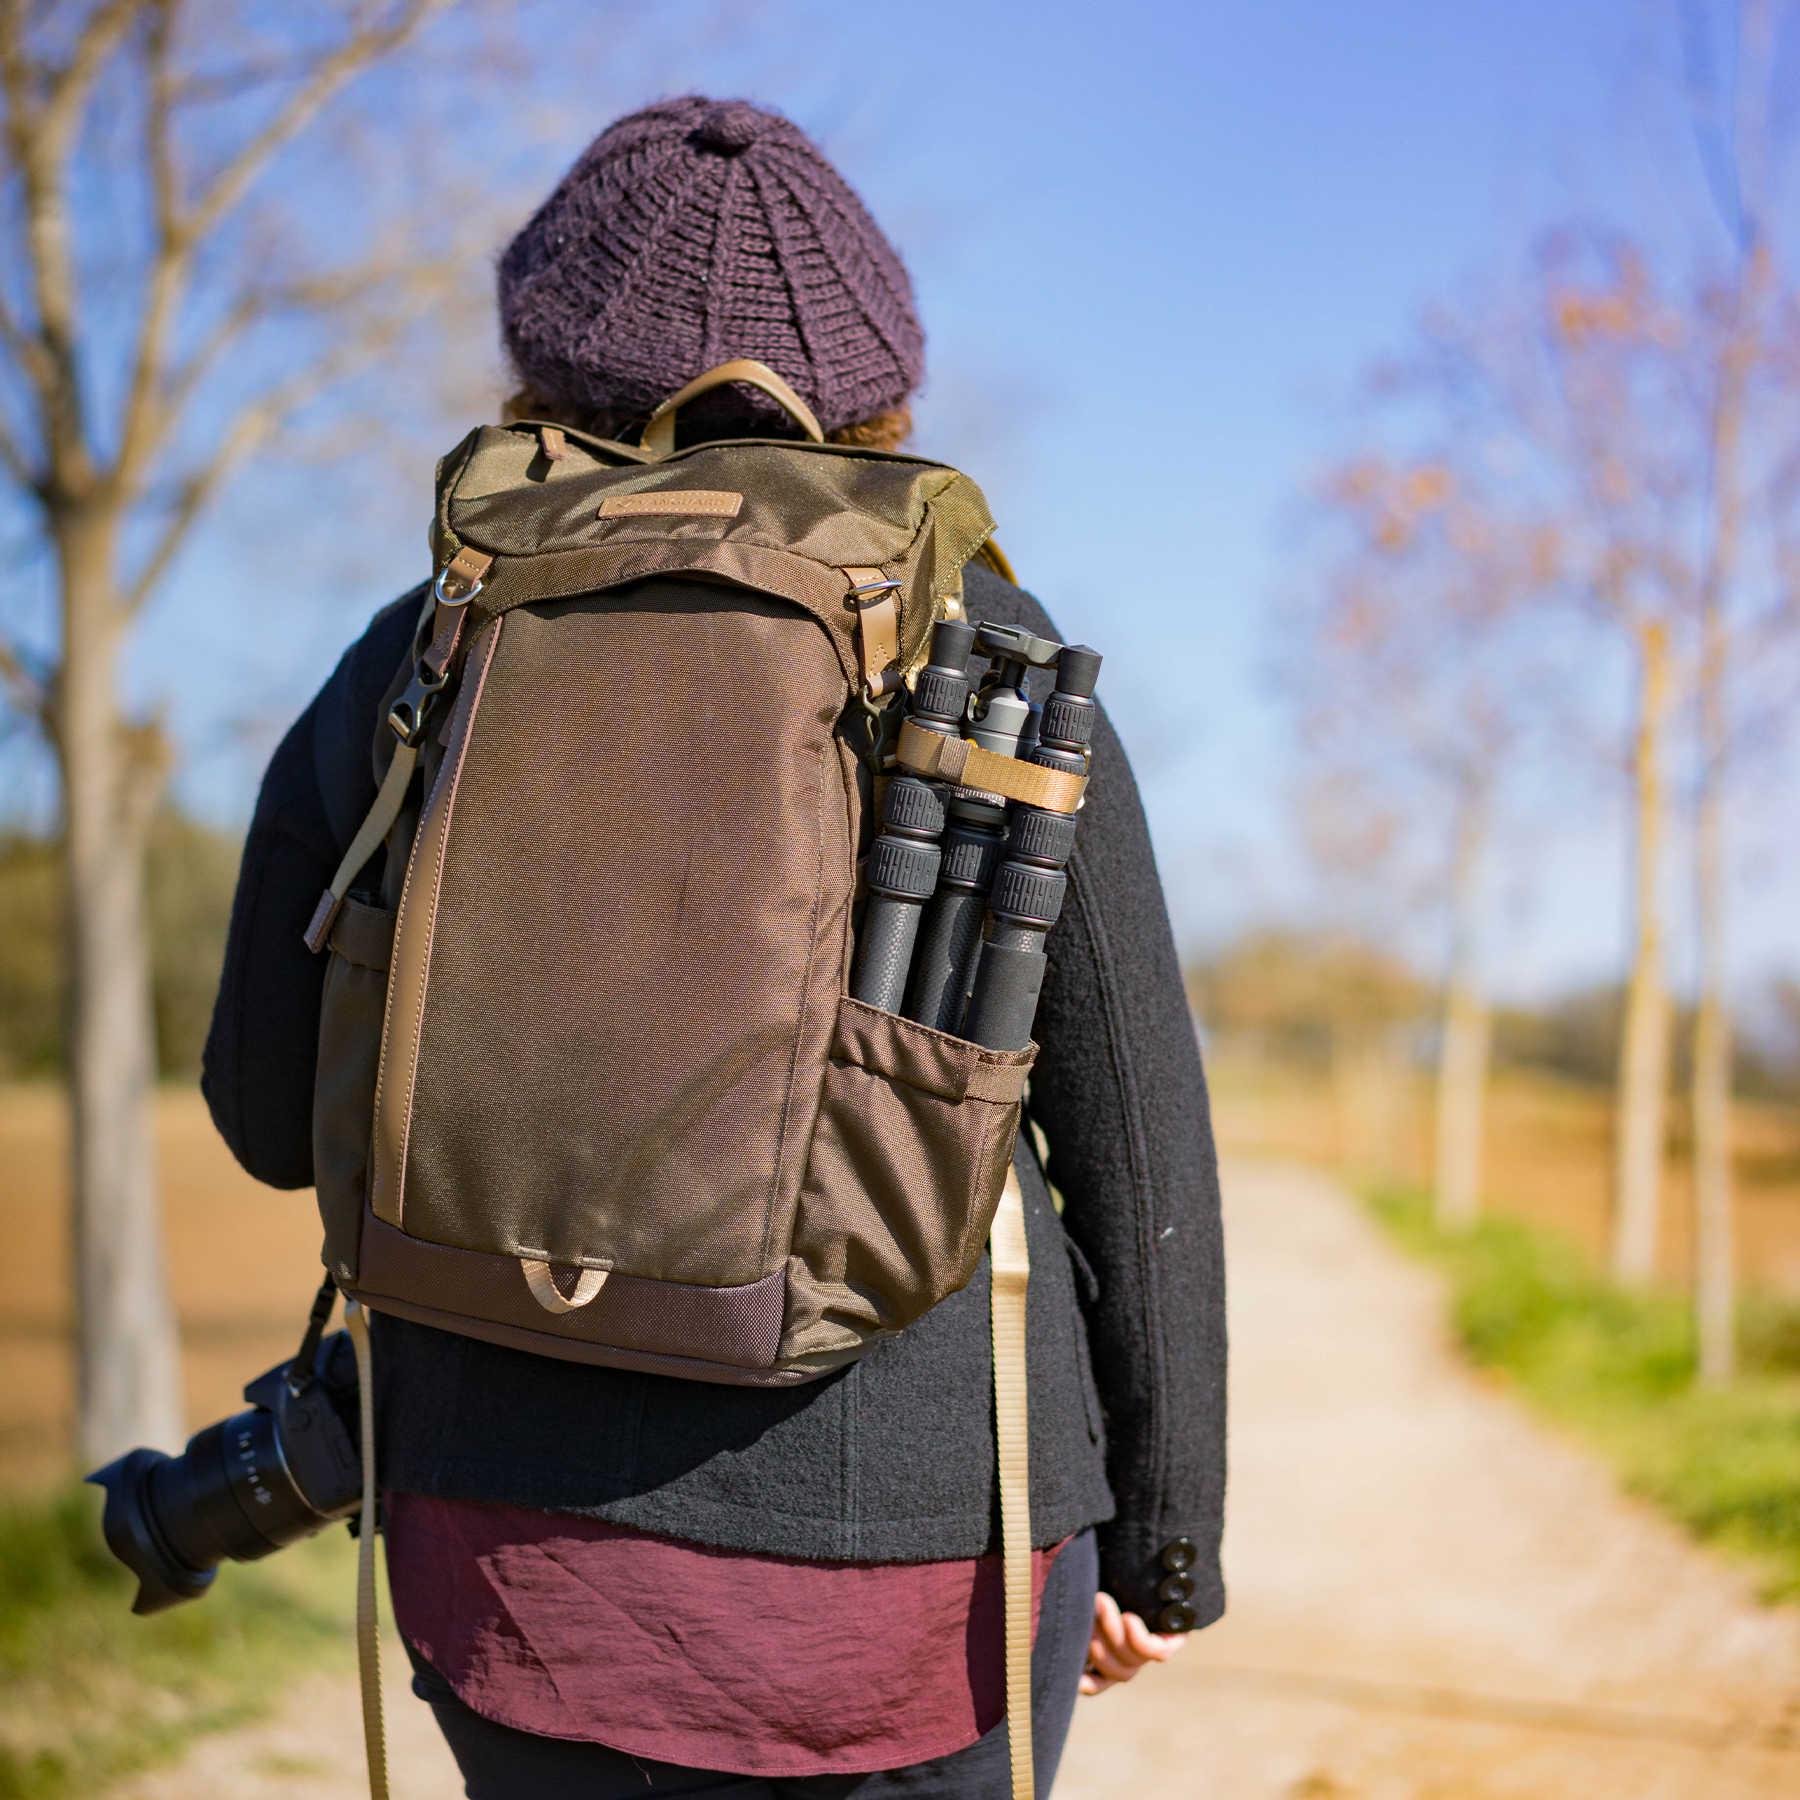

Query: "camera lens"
(87, 1333), (361, 1616)
(166, 1406), (312, 1564)
(91, 1405), (312, 1615)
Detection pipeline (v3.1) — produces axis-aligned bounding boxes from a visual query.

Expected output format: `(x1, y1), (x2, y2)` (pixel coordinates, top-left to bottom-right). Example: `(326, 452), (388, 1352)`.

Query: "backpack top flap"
(430, 425), (997, 689)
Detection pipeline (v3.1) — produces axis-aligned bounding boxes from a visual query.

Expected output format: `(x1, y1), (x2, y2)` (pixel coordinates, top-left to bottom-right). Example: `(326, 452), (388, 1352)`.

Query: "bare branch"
(41, 0), (145, 140)
(147, 252), (439, 467)
(0, 628), (48, 726)
(168, 46), (321, 107)
(116, 0), (449, 490)
(113, 0), (186, 488)
(0, 0), (122, 490)
(0, 280), (51, 404)
(122, 293), (430, 614)
(0, 405), (37, 488)
(181, 0), (450, 247)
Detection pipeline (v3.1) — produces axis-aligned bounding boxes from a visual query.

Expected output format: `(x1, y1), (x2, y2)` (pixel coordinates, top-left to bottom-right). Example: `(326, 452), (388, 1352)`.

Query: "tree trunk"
(1610, 620), (1671, 1286)
(1692, 756), (1734, 1382)
(1434, 785), (1490, 1231)
(1689, 234), (1762, 1385)
(57, 512), (183, 1466)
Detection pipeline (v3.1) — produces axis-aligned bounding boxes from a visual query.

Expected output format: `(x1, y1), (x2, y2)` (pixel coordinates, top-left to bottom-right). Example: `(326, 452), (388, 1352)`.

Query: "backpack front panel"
(315, 426), (1035, 1384)
(371, 582), (855, 1295)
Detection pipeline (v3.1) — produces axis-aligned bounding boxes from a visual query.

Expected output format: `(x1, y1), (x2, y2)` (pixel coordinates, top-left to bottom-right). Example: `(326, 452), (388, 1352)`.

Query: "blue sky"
(14, 0), (1794, 1005)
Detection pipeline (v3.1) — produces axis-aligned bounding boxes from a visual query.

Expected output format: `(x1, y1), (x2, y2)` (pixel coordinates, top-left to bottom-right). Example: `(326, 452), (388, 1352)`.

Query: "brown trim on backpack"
(371, 617), (505, 1229)
(442, 544), (494, 598)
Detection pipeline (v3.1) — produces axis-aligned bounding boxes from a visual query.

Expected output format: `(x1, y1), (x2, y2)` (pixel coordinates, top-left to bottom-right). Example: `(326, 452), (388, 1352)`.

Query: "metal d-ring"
(434, 567), (484, 607)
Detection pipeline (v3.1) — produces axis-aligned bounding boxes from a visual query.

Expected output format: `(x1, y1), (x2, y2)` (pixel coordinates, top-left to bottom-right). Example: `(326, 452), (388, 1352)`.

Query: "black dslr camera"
(86, 1283), (361, 1614)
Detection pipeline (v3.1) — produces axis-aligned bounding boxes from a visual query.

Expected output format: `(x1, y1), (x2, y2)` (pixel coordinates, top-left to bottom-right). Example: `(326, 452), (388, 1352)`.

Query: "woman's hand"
(1079, 1590), (1189, 1696)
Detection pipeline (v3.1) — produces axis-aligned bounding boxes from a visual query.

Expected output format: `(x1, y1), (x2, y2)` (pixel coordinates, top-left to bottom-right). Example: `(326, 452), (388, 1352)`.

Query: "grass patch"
(1366, 1184), (1800, 1605)
(0, 1483), (354, 1799)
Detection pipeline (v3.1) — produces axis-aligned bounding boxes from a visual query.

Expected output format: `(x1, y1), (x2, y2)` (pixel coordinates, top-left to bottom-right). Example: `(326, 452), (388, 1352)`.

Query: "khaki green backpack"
(306, 363), (1062, 1800)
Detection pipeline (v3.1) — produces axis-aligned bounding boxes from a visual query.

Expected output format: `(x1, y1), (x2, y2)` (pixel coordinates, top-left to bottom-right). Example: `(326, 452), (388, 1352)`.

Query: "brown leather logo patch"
(598, 490), (744, 519)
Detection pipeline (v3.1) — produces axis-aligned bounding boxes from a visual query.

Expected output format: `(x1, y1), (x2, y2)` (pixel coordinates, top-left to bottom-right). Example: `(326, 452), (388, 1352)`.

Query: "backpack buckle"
(387, 663), (451, 747)
(847, 689), (898, 773)
(388, 563), (486, 745)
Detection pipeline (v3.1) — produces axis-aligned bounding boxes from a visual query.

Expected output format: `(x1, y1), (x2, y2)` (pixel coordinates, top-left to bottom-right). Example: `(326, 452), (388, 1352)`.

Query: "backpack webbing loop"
(303, 740), (419, 956)
(844, 566), (902, 698)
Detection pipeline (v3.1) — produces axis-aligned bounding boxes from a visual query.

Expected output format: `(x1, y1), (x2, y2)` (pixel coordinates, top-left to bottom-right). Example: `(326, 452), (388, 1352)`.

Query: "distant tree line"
(1187, 928), (1800, 1104)
(1273, 0), (1800, 1382)
(0, 811), (237, 1082)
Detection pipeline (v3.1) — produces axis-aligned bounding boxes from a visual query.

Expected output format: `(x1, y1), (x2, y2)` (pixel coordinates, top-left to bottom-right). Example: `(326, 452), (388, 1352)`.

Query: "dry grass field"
(0, 1085), (330, 1491)
(1206, 1051), (1800, 1298)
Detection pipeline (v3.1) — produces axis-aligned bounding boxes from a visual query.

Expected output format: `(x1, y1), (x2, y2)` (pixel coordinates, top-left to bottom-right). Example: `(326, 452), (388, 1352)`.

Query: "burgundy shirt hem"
(386, 1492), (1065, 1780)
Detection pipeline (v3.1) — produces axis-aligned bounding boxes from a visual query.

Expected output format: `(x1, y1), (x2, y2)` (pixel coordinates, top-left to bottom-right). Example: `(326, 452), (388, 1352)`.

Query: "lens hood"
(87, 1448), (217, 1616)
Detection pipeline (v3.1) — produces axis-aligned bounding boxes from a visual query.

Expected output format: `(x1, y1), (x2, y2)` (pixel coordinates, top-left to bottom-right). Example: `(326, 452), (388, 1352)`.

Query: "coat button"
(1157, 1572), (1195, 1603)
(1156, 1600), (1198, 1634)
(1158, 1536), (1196, 1572)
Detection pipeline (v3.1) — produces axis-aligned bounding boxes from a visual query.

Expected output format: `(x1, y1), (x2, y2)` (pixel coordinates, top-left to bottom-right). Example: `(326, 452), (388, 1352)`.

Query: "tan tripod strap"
(345, 1301), (389, 1800)
(642, 358), (825, 455)
(990, 1163), (1034, 1800)
(897, 718), (1087, 815)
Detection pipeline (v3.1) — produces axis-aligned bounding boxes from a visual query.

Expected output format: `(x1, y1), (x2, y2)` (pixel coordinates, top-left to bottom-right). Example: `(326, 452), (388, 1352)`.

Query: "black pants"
(409, 1528), (1099, 1798)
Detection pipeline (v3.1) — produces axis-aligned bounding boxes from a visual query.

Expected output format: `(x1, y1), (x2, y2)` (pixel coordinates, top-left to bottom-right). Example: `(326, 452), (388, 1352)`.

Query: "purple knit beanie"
(498, 97), (924, 437)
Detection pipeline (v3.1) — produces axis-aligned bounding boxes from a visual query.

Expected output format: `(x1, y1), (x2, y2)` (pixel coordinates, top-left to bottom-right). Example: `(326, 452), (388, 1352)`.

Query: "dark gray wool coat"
(202, 558), (1228, 1627)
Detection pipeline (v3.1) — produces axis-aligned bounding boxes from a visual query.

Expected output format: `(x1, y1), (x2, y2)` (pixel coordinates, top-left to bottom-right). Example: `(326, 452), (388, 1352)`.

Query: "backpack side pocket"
(783, 996), (1035, 1364)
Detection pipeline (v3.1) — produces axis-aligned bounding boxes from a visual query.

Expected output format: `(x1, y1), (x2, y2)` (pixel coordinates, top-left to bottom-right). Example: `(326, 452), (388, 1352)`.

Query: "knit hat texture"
(498, 96), (924, 437)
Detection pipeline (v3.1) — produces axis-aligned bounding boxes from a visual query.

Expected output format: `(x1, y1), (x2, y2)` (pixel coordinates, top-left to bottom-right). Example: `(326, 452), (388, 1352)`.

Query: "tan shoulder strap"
(303, 741), (419, 954)
(302, 559), (492, 956)
(990, 1163), (1035, 1800)
(977, 538), (1019, 585)
(641, 358), (825, 456)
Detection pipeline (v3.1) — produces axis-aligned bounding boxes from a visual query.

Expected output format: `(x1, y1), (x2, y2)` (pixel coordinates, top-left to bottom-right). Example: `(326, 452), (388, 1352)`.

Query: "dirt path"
(1055, 1161), (1800, 1798)
(120, 1161), (1800, 1798)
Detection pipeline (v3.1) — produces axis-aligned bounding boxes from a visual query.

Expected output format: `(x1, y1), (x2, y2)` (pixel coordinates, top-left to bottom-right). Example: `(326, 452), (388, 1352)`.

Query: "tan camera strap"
(989, 1162), (1035, 1800)
(345, 1300), (389, 1800)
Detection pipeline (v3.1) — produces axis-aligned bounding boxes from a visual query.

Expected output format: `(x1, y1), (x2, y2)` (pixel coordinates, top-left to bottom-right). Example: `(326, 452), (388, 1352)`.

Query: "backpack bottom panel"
(342, 1201), (827, 1385)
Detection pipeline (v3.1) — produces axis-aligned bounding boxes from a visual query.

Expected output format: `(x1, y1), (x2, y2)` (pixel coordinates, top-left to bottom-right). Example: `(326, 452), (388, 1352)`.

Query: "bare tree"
(1291, 455), (1551, 1228)
(0, 0), (459, 1464)
(1680, 0), (1799, 1380)
(1393, 232), (1716, 1284)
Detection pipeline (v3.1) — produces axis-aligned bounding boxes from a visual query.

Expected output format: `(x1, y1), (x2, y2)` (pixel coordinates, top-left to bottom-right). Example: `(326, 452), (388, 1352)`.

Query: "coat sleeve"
(201, 597), (419, 1187)
(964, 567), (1228, 1630)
